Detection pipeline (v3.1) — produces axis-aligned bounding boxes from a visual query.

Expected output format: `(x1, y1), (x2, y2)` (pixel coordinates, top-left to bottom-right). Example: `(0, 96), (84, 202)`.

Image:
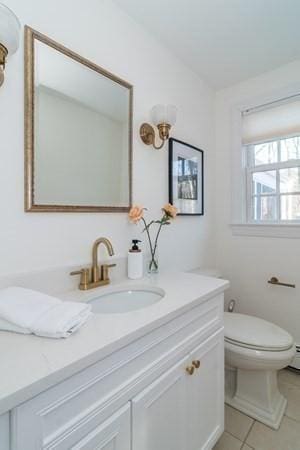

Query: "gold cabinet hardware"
(268, 276), (296, 289)
(192, 360), (201, 369)
(186, 366), (195, 376)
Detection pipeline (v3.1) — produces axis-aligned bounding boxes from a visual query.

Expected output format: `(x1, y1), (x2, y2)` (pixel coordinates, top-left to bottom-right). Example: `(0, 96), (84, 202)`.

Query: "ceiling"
(114, 0), (300, 89)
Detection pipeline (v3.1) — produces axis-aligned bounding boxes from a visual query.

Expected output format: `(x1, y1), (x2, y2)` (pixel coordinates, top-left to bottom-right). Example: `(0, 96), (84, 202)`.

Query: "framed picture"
(169, 138), (204, 215)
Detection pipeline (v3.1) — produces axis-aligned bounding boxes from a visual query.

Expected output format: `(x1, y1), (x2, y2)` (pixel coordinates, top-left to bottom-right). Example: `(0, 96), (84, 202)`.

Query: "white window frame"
(230, 84), (300, 238)
(245, 135), (300, 225)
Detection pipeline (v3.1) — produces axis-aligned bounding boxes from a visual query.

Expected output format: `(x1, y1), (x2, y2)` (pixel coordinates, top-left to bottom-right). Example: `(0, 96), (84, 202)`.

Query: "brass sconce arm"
(0, 44), (8, 87)
(140, 122), (171, 150)
(0, 43), (8, 68)
(140, 104), (176, 150)
(0, 4), (20, 88)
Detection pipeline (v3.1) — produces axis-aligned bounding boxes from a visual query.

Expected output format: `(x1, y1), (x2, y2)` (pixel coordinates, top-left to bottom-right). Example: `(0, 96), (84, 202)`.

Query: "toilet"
(224, 312), (296, 429)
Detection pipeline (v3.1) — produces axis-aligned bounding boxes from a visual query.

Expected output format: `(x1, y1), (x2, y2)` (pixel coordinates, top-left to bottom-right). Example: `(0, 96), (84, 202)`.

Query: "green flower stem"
(141, 217), (154, 257)
(141, 213), (170, 272)
(152, 214), (167, 260)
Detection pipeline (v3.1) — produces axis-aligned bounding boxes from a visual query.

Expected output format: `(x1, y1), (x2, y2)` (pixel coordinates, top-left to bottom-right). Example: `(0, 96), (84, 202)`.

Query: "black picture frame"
(169, 138), (204, 216)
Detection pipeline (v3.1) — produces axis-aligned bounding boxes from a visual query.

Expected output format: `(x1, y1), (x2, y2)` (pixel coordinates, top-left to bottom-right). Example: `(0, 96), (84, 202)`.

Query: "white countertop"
(0, 271), (228, 415)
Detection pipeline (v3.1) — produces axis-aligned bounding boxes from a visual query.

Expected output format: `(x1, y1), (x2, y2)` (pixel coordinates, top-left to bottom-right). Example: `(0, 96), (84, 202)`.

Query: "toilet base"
(225, 368), (287, 429)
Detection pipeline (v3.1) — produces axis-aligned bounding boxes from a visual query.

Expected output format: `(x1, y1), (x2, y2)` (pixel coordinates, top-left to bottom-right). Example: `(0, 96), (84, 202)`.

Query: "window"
(245, 136), (300, 223)
(241, 95), (300, 225)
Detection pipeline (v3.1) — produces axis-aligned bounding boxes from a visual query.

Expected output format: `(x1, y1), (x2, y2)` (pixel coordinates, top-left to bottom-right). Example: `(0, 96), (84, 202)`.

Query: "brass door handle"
(192, 360), (201, 369)
(186, 366), (195, 376)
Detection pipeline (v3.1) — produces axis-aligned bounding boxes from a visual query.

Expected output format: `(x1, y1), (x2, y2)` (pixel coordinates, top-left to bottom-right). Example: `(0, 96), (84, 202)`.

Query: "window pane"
(280, 195), (300, 220)
(280, 136), (300, 161)
(253, 196), (276, 221)
(252, 171), (276, 195)
(280, 167), (300, 193)
(253, 142), (277, 166)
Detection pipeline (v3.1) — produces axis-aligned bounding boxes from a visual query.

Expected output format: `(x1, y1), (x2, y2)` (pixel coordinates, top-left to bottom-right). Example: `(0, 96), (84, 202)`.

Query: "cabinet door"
(132, 355), (189, 450)
(187, 330), (224, 450)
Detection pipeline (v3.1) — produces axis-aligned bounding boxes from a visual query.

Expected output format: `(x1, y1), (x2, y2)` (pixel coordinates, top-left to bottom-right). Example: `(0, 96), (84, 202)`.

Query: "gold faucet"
(70, 237), (116, 290)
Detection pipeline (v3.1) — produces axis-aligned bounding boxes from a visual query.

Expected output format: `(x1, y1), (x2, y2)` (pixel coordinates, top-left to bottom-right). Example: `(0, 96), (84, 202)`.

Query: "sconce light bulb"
(151, 104), (177, 127)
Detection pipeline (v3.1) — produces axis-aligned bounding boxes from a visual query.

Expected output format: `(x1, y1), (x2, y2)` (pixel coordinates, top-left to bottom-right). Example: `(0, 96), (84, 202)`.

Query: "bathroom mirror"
(24, 26), (133, 212)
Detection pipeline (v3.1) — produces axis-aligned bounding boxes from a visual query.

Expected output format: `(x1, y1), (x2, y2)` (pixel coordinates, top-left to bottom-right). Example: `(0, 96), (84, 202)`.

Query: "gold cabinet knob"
(186, 366), (195, 375)
(192, 360), (201, 369)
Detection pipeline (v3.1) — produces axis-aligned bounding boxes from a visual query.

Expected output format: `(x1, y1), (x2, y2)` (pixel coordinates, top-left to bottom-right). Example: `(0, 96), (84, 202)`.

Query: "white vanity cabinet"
(8, 293), (224, 450)
(132, 330), (224, 450)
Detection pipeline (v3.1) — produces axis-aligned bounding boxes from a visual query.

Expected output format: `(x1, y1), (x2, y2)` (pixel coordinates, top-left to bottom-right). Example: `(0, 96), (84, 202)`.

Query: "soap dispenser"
(127, 239), (143, 279)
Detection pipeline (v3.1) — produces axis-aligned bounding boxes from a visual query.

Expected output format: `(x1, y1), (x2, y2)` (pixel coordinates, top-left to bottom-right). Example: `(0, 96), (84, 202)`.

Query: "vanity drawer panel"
(46, 403), (131, 450)
(11, 294), (223, 449)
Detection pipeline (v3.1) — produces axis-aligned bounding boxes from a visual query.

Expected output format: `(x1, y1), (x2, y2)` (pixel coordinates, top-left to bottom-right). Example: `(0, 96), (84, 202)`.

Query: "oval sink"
(88, 286), (165, 314)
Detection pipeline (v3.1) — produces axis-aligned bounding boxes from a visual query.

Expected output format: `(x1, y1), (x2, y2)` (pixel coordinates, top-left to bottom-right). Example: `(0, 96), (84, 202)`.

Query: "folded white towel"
(0, 287), (92, 338)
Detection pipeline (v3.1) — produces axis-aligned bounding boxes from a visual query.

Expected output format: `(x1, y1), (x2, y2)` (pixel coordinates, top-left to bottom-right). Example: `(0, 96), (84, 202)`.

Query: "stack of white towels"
(0, 287), (92, 338)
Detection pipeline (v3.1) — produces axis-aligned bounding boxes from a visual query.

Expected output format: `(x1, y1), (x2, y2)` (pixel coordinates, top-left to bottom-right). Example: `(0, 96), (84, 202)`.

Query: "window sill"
(231, 223), (300, 239)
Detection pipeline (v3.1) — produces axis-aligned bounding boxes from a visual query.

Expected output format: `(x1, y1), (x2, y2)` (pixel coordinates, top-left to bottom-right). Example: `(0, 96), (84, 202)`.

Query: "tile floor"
(213, 369), (300, 450)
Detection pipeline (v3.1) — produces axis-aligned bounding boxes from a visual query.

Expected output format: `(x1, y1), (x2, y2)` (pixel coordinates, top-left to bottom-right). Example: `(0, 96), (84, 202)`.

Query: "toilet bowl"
(224, 312), (296, 429)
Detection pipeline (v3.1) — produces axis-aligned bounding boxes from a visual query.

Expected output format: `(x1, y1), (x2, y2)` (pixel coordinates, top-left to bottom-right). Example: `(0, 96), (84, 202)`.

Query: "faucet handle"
(70, 268), (90, 290)
(101, 263), (116, 281)
(70, 270), (83, 276)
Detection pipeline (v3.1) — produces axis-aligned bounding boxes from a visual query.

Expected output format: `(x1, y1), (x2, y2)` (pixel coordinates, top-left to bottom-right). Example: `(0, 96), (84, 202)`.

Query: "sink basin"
(88, 286), (165, 314)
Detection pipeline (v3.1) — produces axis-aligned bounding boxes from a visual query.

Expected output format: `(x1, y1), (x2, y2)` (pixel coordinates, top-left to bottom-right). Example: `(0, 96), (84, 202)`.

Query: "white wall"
(0, 0), (216, 276)
(215, 60), (300, 344)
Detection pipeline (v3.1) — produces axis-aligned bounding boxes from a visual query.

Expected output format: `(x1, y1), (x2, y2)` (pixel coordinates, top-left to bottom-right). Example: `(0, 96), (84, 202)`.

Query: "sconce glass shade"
(0, 3), (20, 56)
(151, 104), (177, 126)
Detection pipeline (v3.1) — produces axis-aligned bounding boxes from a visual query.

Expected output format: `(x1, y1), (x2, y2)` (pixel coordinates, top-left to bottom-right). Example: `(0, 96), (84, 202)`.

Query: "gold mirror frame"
(24, 26), (133, 213)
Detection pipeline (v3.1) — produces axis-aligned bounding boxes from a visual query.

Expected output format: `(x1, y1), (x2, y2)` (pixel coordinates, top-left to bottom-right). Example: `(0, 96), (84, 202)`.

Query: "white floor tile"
(278, 369), (300, 388)
(213, 431), (243, 450)
(225, 405), (254, 441)
(279, 381), (300, 422)
(246, 416), (300, 450)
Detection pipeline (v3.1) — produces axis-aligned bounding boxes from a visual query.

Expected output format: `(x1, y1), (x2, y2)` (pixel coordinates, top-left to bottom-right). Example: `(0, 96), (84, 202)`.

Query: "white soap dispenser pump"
(127, 239), (143, 279)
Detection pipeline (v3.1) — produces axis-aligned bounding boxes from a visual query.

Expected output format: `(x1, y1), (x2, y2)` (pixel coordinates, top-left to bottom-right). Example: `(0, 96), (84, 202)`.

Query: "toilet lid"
(224, 313), (294, 351)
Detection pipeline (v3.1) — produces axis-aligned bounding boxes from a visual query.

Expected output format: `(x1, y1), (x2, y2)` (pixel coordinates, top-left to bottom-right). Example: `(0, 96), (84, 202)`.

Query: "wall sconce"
(140, 104), (177, 150)
(0, 3), (20, 87)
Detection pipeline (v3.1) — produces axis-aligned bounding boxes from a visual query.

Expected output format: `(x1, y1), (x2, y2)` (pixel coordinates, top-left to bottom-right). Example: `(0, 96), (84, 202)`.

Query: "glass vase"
(147, 252), (159, 274)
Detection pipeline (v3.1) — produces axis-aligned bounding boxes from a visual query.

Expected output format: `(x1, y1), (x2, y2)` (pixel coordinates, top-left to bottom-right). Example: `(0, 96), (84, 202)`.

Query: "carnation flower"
(128, 205), (144, 223)
(162, 203), (178, 218)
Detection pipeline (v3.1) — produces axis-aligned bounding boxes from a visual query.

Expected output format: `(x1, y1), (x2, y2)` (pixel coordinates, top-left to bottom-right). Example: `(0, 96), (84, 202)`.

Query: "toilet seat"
(224, 312), (294, 352)
(225, 337), (293, 352)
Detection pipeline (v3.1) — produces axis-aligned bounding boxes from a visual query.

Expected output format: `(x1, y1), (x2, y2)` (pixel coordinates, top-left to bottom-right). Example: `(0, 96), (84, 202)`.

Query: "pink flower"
(128, 205), (144, 223)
